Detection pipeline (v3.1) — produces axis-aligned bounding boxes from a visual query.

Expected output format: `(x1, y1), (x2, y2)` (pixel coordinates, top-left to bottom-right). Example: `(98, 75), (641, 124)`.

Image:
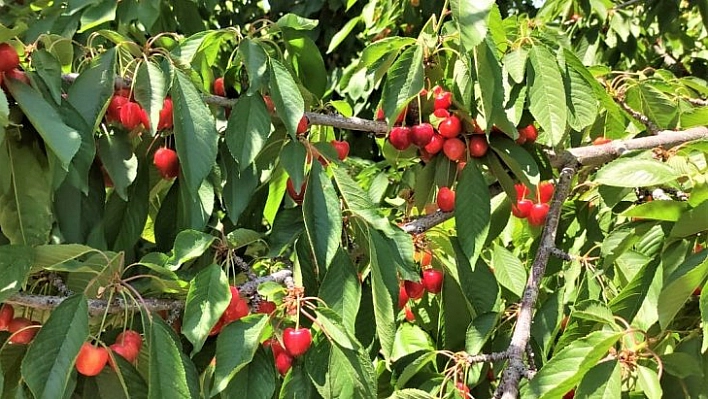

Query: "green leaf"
(268, 58), (305, 138)
(626, 83), (677, 129)
(701, 280), (708, 353)
(575, 360), (621, 399)
(212, 315), (269, 394)
(491, 243), (527, 297)
(661, 352), (703, 379)
(21, 294), (88, 399)
(489, 135), (540, 187)
(5, 79), (81, 170)
(396, 352), (438, 389)
(475, 38), (517, 135)
(391, 323), (434, 361)
(527, 45), (567, 146)
(0, 140), (53, 245)
(222, 348), (276, 399)
(367, 228), (400, 360)
(635, 365), (663, 399)
(165, 230), (217, 271)
(503, 47), (528, 84)
(0, 245), (33, 302)
(148, 318), (192, 399)
(103, 162), (149, 252)
(327, 17), (360, 54)
(67, 47), (116, 130)
(595, 158), (681, 187)
(222, 152), (260, 225)
(302, 161), (342, 271)
(282, 30), (327, 98)
(32, 50), (63, 104)
(134, 60), (168, 136)
(456, 162), (490, 266)
(78, 1), (117, 33)
(621, 200), (689, 222)
(466, 312), (498, 354)
(609, 258), (660, 324)
(450, 0), (495, 51)
(225, 95), (272, 170)
(520, 331), (622, 399)
(182, 264), (230, 354)
(382, 44), (424, 126)
(450, 238), (499, 314)
(670, 201), (708, 237)
(97, 131), (138, 200)
(360, 37), (416, 68)
(562, 49), (598, 131)
(306, 337), (377, 399)
(387, 389), (435, 399)
(318, 248), (361, 332)
(239, 38), (269, 94)
(657, 252), (708, 330)
(276, 14), (318, 30)
(171, 70), (219, 195)
(280, 362), (315, 398)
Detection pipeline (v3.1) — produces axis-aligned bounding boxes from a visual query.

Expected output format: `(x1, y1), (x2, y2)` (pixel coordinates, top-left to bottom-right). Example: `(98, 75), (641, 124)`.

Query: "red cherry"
(389, 126), (412, 150)
(275, 352), (293, 376)
(512, 199), (533, 218)
(514, 183), (530, 201)
(437, 186), (455, 212)
(395, 107), (407, 124)
(694, 287), (702, 296)
(563, 389), (575, 399)
(263, 95), (275, 113)
(213, 77), (226, 97)
(76, 343), (109, 377)
(438, 115), (462, 138)
(375, 108), (385, 121)
(153, 147), (180, 179)
(264, 338), (285, 359)
(209, 318), (225, 336)
(415, 250), (432, 267)
(0, 43), (20, 73)
(528, 203), (550, 226)
(8, 318), (39, 344)
(119, 102), (145, 130)
(286, 178), (306, 205)
(398, 284), (409, 309)
(422, 269), (444, 294)
(423, 133), (444, 154)
(443, 138), (466, 162)
(116, 330), (143, 352)
(222, 286), (249, 323)
(404, 305), (415, 322)
(140, 108), (150, 130)
(282, 327), (312, 357)
(419, 148), (433, 163)
(331, 140), (350, 161)
(157, 97), (173, 130)
(410, 123), (434, 147)
(296, 115), (309, 135)
(593, 137), (612, 145)
(518, 124), (538, 143)
(434, 91), (452, 110)
(457, 161), (467, 172)
(695, 244), (705, 254)
(0, 304), (14, 331)
(456, 381), (470, 397)
(404, 280), (425, 300)
(468, 135), (488, 158)
(538, 181), (555, 203)
(433, 108), (450, 118)
(109, 343), (139, 364)
(106, 95), (129, 122)
(256, 300), (277, 314)
(5, 68), (29, 85)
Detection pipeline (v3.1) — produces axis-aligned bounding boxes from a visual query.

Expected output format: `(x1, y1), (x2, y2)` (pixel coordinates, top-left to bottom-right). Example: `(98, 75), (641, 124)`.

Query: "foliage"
(0, 0), (707, 398)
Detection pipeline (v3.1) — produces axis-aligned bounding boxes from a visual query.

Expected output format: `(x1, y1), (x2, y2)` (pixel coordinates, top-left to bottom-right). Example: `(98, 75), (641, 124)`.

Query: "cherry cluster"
(511, 182), (555, 226)
(209, 286), (250, 336)
(75, 330), (143, 376)
(263, 326), (313, 376)
(398, 251), (444, 322)
(0, 304), (40, 344)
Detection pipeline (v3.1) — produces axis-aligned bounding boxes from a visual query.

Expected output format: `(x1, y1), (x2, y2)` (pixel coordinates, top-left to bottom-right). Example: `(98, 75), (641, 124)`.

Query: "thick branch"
(550, 126), (708, 168)
(496, 166), (577, 399)
(401, 211), (453, 234)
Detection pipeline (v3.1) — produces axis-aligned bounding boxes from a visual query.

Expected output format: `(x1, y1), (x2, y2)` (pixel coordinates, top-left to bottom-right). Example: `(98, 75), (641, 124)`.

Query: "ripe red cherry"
(5, 68), (29, 85)
(410, 123), (434, 147)
(563, 389), (575, 399)
(456, 381), (470, 397)
(422, 269), (444, 294)
(404, 305), (415, 322)
(515, 183), (530, 201)
(8, 318), (39, 344)
(528, 203), (550, 226)
(693, 287), (702, 296)
(375, 108), (385, 121)
(263, 95), (275, 113)
(76, 342), (109, 377)
(157, 97), (173, 130)
(443, 138), (466, 162)
(433, 108), (450, 118)
(593, 137), (612, 145)
(538, 181), (555, 203)
(222, 286), (249, 323)
(119, 102), (144, 130)
(331, 140), (350, 161)
(282, 327), (312, 357)
(106, 95), (129, 122)
(437, 186), (455, 212)
(389, 126), (412, 150)
(423, 133), (444, 154)
(153, 147), (180, 179)
(434, 91), (452, 110)
(468, 135), (489, 158)
(376, 107), (407, 124)
(415, 250), (432, 267)
(0, 304), (14, 331)
(512, 199), (533, 218)
(0, 43), (20, 73)
(275, 352), (293, 375)
(213, 77), (226, 97)
(518, 124), (538, 143)
(286, 178), (306, 205)
(110, 342), (139, 364)
(116, 330), (143, 352)
(256, 300), (277, 314)
(438, 115), (462, 138)
(398, 284), (409, 309)
(404, 280), (425, 300)
(296, 115), (309, 135)
(209, 318), (225, 336)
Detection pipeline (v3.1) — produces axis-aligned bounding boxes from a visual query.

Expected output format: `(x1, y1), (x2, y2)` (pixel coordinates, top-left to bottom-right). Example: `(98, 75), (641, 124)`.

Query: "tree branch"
(615, 97), (660, 134)
(401, 211), (453, 234)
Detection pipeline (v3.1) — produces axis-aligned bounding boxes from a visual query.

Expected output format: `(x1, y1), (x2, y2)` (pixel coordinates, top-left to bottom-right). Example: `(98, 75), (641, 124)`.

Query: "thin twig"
(615, 97), (660, 134)
(401, 211), (454, 234)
